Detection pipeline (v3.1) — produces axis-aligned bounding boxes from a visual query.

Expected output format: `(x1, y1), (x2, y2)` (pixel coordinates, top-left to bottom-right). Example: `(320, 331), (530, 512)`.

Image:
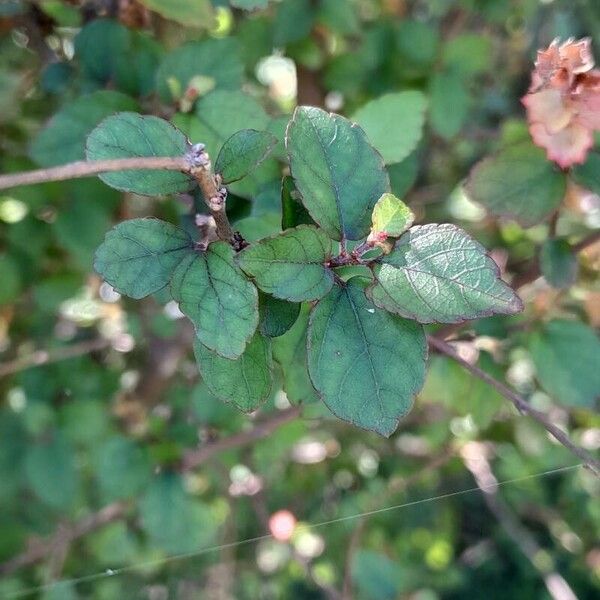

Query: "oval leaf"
(86, 112), (193, 195)
(94, 218), (193, 299)
(286, 106), (390, 241)
(307, 278), (427, 436)
(238, 225), (334, 302)
(170, 242), (259, 359)
(194, 332), (273, 412)
(368, 224), (523, 323)
(370, 193), (414, 238)
(215, 129), (277, 184)
(353, 91), (427, 164)
(465, 142), (567, 227)
(259, 293), (301, 338)
(529, 320), (600, 408)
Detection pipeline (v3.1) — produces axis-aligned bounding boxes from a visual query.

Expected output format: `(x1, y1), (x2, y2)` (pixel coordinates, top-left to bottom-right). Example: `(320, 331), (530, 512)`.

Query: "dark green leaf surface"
(353, 91), (427, 164)
(194, 333), (273, 412)
(259, 293), (300, 337)
(94, 218), (193, 299)
(308, 278), (427, 436)
(429, 70), (471, 139)
(572, 152), (600, 195)
(170, 242), (259, 359)
(238, 225), (334, 302)
(140, 473), (216, 555)
(215, 129), (277, 183)
(368, 224), (523, 323)
(529, 320), (600, 408)
(540, 238), (578, 289)
(272, 304), (319, 404)
(25, 433), (78, 509)
(30, 91), (138, 167)
(156, 39), (243, 103)
(466, 142), (567, 226)
(86, 112), (193, 195)
(286, 106), (390, 241)
(281, 174), (314, 229)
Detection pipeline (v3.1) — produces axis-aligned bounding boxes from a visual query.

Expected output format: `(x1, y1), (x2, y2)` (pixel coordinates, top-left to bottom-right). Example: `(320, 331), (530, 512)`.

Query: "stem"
(0, 338), (110, 378)
(428, 336), (600, 477)
(0, 157), (188, 190)
(0, 406), (302, 577)
(462, 446), (578, 600)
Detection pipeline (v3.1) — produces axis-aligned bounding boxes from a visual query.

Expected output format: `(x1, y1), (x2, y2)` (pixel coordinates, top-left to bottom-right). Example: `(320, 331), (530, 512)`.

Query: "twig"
(0, 338), (111, 378)
(428, 336), (600, 477)
(0, 406), (302, 577)
(0, 501), (128, 576)
(182, 406), (301, 470)
(513, 230), (600, 289)
(462, 444), (578, 600)
(0, 157), (188, 190)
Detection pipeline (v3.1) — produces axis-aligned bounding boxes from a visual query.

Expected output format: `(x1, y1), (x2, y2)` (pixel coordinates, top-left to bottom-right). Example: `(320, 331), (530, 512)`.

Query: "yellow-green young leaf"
(156, 39), (243, 103)
(139, 0), (214, 28)
(286, 106), (390, 241)
(370, 193), (414, 238)
(194, 333), (273, 412)
(259, 293), (300, 338)
(30, 91), (138, 167)
(215, 129), (277, 184)
(465, 142), (567, 227)
(353, 91), (427, 164)
(368, 224), (522, 323)
(86, 113), (193, 195)
(94, 218), (194, 300)
(529, 320), (600, 408)
(238, 225), (334, 302)
(307, 278), (427, 436)
(170, 242), (259, 359)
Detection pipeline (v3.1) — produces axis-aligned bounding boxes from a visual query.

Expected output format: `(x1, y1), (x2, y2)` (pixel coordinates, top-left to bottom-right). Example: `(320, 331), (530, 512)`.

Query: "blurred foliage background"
(0, 1), (599, 599)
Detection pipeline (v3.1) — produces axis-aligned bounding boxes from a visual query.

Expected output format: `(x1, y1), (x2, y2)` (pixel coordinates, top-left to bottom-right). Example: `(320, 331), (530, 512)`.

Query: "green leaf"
(94, 436), (151, 501)
(429, 70), (471, 139)
(86, 112), (193, 195)
(370, 193), (414, 238)
(170, 242), (259, 359)
(238, 225), (334, 302)
(273, 0), (316, 46)
(231, 0), (269, 9)
(259, 293), (300, 337)
(286, 106), (390, 241)
(272, 304), (318, 404)
(25, 432), (78, 509)
(74, 19), (161, 96)
(443, 34), (493, 76)
(0, 253), (22, 305)
(540, 238), (578, 289)
(307, 278), (427, 436)
(281, 174), (314, 229)
(156, 39), (242, 103)
(139, 0), (214, 28)
(352, 550), (404, 600)
(572, 152), (600, 195)
(368, 224), (522, 323)
(529, 320), (600, 408)
(140, 473), (216, 554)
(215, 129), (277, 184)
(353, 91), (427, 164)
(194, 333), (273, 412)
(94, 218), (193, 300)
(317, 0), (359, 35)
(395, 20), (439, 68)
(388, 151), (419, 198)
(30, 91), (138, 167)
(465, 142), (567, 227)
